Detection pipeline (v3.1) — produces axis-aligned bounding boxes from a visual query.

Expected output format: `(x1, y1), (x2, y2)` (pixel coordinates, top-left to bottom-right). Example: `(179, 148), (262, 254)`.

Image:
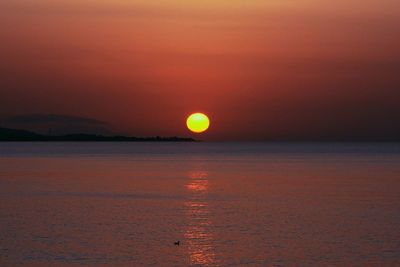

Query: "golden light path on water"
(184, 170), (218, 266)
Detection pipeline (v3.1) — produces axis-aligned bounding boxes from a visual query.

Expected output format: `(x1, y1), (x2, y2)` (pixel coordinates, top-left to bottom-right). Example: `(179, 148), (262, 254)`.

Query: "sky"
(0, 0), (399, 140)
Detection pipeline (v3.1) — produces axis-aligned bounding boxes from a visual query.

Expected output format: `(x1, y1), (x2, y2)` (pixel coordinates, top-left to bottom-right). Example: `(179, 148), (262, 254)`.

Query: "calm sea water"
(0, 142), (400, 266)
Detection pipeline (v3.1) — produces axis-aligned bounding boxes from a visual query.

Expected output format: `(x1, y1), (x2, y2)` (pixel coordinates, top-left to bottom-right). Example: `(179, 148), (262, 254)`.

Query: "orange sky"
(1, 0), (399, 140)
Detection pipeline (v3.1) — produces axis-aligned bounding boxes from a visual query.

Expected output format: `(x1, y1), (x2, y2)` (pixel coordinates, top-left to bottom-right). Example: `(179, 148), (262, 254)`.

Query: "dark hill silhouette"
(3, 114), (110, 135)
(0, 127), (196, 142)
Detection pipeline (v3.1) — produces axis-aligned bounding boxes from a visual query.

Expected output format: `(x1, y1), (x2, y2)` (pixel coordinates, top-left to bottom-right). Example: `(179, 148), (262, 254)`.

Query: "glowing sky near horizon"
(0, 0), (399, 140)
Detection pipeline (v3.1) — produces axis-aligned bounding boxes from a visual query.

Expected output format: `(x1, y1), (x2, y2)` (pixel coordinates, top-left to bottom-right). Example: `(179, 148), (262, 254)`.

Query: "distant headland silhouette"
(0, 127), (196, 142)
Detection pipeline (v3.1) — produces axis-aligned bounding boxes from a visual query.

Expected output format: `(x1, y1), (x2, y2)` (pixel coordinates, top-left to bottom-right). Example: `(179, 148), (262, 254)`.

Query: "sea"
(0, 142), (399, 266)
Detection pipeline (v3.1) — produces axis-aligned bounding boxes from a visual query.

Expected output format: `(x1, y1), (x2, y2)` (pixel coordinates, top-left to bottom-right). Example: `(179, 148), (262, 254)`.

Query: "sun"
(186, 113), (210, 133)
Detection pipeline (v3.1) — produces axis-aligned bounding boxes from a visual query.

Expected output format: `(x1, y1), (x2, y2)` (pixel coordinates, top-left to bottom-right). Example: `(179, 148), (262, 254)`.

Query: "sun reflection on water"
(184, 170), (218, 266)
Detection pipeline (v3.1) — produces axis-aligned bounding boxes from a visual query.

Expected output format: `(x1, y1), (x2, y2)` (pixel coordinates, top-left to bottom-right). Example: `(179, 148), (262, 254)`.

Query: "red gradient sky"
(1, 0), (399, 140)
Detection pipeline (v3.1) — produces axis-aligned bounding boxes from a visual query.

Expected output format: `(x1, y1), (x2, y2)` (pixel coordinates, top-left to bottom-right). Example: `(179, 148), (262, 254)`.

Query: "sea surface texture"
(0, 142), (399, 266)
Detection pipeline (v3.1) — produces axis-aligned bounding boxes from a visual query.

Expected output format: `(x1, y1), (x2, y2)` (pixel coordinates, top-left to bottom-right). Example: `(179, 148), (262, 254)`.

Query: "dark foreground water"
(0, 142), (400, 266)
